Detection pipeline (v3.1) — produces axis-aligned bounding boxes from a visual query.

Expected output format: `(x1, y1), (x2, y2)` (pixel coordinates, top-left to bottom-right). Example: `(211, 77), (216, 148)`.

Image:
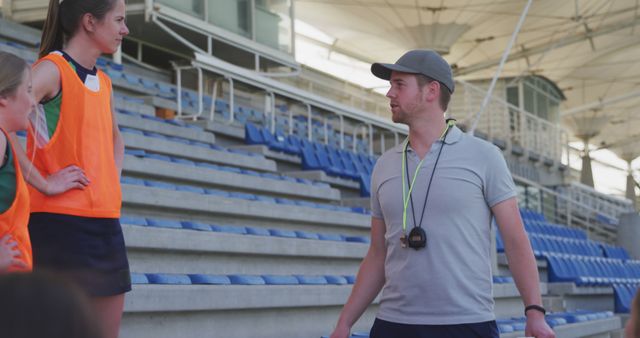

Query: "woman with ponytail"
(0, 52), (35, 273)
(10, 0), (130, 337)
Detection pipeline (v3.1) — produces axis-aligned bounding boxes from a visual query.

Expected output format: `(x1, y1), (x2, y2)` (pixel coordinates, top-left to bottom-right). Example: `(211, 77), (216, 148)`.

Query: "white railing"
(557, 182), (634, 221)
(450, 80), (569, 164)
(276, 65), (390, 118)
(515, 176), (634, 243)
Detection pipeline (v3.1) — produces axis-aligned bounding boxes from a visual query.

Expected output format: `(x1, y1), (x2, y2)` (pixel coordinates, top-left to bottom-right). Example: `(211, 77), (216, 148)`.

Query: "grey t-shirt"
(370, 126), (517, 325)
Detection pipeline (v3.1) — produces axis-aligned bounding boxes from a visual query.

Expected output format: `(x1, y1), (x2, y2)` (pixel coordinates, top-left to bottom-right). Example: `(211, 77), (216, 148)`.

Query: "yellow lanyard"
(401, 123), (452, 235)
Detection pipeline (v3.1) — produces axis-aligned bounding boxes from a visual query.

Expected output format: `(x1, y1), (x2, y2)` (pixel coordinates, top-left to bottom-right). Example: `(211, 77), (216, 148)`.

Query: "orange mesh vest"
(0, 128), (32, 271)
(27, 53), (121, 218)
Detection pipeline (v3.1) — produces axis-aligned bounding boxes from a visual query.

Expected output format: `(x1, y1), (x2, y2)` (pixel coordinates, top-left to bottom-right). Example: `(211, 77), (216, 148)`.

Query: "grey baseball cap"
(371, 49), (455, 93)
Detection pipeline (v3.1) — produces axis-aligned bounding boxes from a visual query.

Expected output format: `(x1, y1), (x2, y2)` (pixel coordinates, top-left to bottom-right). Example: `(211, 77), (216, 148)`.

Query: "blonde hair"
(0, 52), (29, 98)
(0, 51), (37, 181)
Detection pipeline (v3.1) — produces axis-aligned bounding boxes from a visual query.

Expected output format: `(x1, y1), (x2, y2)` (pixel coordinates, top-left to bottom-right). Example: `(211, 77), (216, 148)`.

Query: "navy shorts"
(28, 212), (132, 297)
(370, 318), (499, 338)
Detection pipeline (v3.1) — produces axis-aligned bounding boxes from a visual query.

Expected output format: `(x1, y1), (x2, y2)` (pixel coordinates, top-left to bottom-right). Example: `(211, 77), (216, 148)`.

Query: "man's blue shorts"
(370, 318), (499, 338)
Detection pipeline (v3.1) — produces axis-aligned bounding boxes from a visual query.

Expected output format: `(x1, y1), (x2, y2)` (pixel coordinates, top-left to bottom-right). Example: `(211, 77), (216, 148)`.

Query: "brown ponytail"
(39, 0), (64, 58)
(39, 0), (117, 59)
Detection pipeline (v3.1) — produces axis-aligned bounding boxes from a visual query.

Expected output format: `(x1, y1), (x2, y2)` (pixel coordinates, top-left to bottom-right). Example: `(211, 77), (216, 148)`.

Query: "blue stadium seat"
(146, 153), (172, 162)
(171, 157), (196, 167)
(245, 122), (265, 145)
(146, 273), (192, 285)
(218, 166), (242, 174)
(268, 229), (297, 238)
(205, 188), (230, 197)
(262, 275), (299, 285)
(318, 233), (344, 241)
(295, 231), (320, 240)
(120, 177), (146, 186)
(146, 218), (183, 229)
(130, 273), (149, 284)
(181, 221), (213, 232)
(601, 244), (630, 260)
(211, 224), (247, 235)
(120, 215), (147, 226)
(245, 227), (271, 236)
(496, 230), (505, 253)
(493, 276), (514, 284)
(189, 274), (231, 285)
(260, 127), (288, 153)
(300, 144), (322, 171)
(324, 275), (348, 285)
(228, 275), (265, 285)
(358, 173), (372, 197)
(123, 73), (142, 86)
(228, 192), (256, 200)
(254, 195), (277, 204)
(157, 83), (177, 99)
(119, 126), (144, 135)
(345, 236), (369, 244)
(496, 322), (514, 333)
(275, 198), (298, 206)
(295, 275), (327, 285)
(125, 148), (146, 157)
(145, 180), (176, 190)
(614, 283), (639, 313)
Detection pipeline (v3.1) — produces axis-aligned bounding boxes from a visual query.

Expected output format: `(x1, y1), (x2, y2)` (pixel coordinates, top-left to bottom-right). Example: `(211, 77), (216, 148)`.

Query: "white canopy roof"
(296, 0), (640, 160)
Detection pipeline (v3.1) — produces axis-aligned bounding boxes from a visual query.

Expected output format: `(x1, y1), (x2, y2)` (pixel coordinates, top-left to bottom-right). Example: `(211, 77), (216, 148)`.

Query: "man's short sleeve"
(370, 163), (383, 219)
(484, 146), (517, 207)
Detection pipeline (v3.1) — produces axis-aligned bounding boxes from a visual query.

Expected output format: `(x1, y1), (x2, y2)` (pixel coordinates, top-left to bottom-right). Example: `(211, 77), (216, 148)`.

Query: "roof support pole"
(469, 0), (533, 135)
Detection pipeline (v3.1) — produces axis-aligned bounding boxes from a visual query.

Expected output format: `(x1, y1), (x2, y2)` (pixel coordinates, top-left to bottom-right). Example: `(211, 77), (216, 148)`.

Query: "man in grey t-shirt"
(330, 50), (555, 338)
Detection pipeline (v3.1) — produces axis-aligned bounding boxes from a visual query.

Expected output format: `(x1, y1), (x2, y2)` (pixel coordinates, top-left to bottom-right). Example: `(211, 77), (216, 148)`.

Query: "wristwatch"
(525, 304), (546, 316)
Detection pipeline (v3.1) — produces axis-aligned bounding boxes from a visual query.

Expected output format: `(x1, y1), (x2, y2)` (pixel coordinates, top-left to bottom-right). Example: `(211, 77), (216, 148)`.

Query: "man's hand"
(329, 323), (351, 338)
(525, 311), (555, 338)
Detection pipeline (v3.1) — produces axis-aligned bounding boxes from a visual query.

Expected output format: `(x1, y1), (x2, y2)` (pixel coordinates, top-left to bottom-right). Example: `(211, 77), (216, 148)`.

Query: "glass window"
(166, 0), (294, 53)
(506, 86), (519, 107)
(523, 83), (534, 115)
(255, 0), (293, 53)
(206, 0), (251, 37)
(157, 0), (205, 19)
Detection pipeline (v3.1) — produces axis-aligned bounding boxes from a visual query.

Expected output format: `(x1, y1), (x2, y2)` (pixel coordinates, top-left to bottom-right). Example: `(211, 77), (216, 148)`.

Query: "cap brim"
(371, 63), (420, 80)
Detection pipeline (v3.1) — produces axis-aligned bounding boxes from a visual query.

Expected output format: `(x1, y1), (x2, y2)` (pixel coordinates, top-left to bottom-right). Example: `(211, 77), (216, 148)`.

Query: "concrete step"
(123, 155), (341, 202)
(122, 133), (277, 172)
(548, 283), (615, 312)
(121, 185), (370, 231)
(123, 224), (367, 276)
(118, 112), (216, 144)
(121, 284), (378, 338)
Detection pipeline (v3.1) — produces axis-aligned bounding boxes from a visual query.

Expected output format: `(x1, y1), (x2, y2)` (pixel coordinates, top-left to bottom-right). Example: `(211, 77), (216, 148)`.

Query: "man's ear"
(424, 81), (440, 103)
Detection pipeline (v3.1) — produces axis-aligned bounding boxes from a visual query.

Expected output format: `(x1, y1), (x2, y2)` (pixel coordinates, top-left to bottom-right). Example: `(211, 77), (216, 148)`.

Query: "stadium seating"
(546, 254), (640, 286)
(613, 283), (639, 313)
(1, 20), (630, 338)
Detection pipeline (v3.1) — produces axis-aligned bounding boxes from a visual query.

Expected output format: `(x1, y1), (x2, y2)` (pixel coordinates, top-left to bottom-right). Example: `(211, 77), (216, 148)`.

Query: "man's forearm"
(336, 250), (386, 329)
(504, 236), (543, 307)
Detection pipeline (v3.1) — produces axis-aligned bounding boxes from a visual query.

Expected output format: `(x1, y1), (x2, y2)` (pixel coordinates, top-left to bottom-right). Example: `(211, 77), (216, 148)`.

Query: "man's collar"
(394, 126), (463, 153)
